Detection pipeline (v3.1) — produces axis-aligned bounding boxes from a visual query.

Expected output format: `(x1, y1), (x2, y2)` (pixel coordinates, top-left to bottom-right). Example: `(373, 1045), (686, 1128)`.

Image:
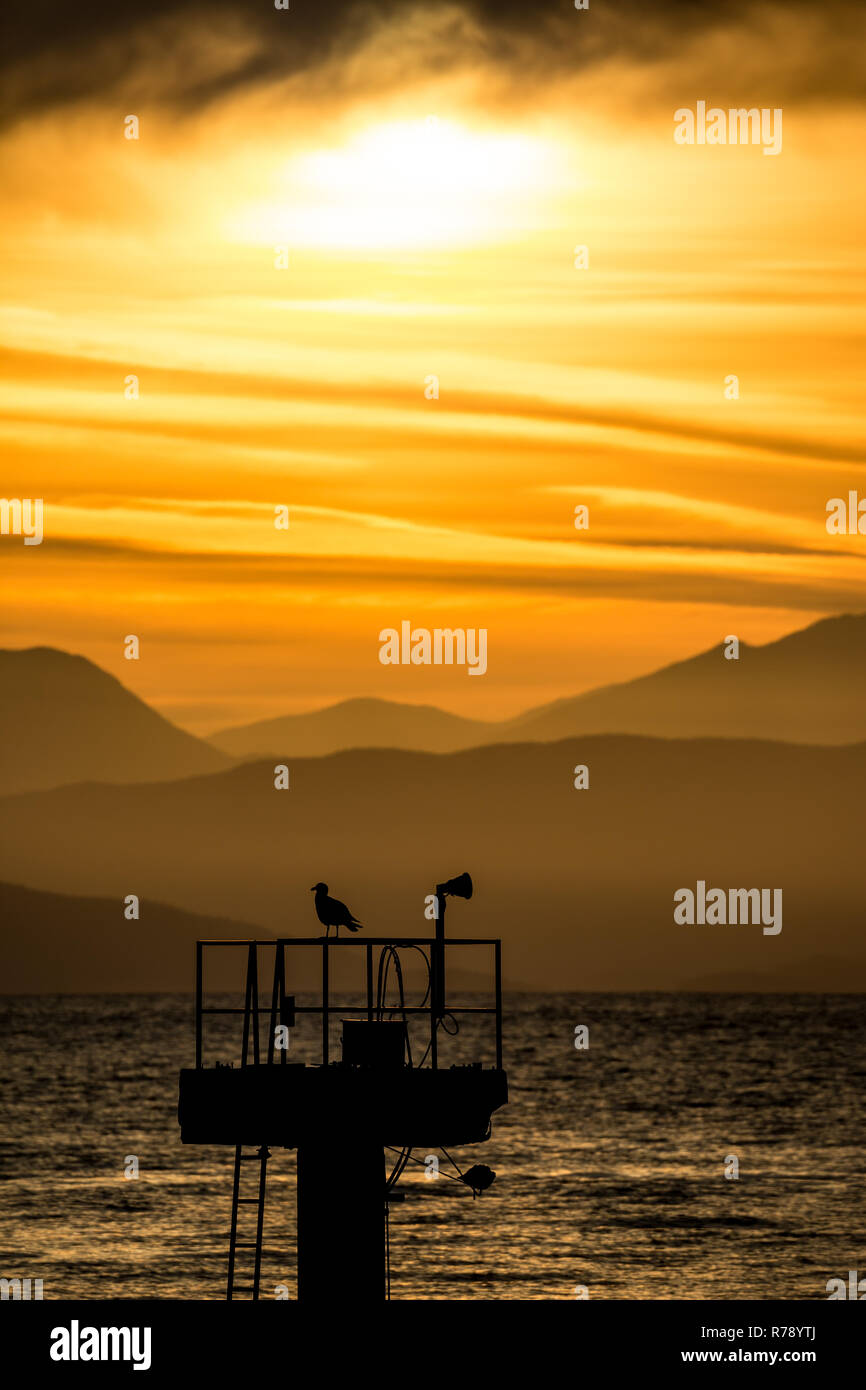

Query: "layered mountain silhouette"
(0, 648), (230, 795)
(3, 613), (865, 799)
(0, 880), (260, 992)
(506, 612), (866, 746)
(1, 735), (862, 991)
(210, 613), (866, 757)
(2, 613), (864, 991)
(0, 879), (518, 995)
(680, 957), (866, 992)
(211, 696), (491, 758)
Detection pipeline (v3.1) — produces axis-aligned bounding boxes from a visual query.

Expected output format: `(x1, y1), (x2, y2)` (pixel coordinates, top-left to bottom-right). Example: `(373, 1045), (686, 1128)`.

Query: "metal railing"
(195, 936), (503, 1072)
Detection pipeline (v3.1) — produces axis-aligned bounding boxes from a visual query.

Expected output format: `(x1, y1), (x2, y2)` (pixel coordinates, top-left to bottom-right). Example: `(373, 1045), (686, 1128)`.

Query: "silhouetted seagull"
(311, 883), (363, 938)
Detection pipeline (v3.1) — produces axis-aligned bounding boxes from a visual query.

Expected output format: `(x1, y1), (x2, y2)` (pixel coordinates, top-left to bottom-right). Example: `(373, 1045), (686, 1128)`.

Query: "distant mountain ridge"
(210, 612), (866, 757)
(0, 647), (230, 795)
(3, 612), (865, 799)
(0, 879), (521, 995)
(679, 957), (866, 993)
(2, 733), (863, 992)
(0, 880), (259, 993)
(211, 696), (493, 758)
(505, 611), (866, 744)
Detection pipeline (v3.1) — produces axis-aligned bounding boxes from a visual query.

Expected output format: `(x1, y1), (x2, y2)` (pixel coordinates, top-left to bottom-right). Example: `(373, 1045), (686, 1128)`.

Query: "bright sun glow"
(228, 119), (563, 250)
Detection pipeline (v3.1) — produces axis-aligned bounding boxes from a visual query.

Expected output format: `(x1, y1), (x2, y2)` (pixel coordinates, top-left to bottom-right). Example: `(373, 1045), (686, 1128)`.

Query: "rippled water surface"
(1, 992), (864, 1299)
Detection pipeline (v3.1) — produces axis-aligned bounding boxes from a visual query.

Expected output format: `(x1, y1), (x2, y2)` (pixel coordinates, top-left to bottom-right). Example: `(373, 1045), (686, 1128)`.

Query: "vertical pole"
(494, 939), (502, 1071)
(251, 944), (260, 1066)
(432, 892), (446, 1018)
(322, 941), (329, 1065)
(195, 941), (203, 1069)
(366, 942), (373, 1022)
(268, 942), (280, 1066)
(430, 892), (447, 1069)
(252, 1147), (268, 1300)
(241, 943), (254, 1068)
(278, 945), (287, 1066)
(226, 1145), (242, 1300)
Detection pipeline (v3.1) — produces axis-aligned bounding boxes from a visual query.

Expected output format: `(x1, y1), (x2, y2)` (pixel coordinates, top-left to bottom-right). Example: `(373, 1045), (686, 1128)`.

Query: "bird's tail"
(347, 918), (363, 932)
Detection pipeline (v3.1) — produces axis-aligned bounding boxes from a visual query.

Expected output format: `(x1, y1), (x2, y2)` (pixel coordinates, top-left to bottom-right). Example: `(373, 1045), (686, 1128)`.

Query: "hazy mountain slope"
(0, 735), (862, 991)
(0, 880), (262, 992)
(0, 648), (231, 794)
(0, 880), (518, 996)
(208, 613), (866, 757)
(505, 613), (866, 745)
(210, 696), (493, 757)
(679, 956), (866, 992)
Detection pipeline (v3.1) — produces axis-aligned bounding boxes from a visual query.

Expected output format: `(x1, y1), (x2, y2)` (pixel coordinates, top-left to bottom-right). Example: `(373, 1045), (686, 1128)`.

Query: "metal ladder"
(226, 1143), (270, 1300)
(226, 945), (270, 1300)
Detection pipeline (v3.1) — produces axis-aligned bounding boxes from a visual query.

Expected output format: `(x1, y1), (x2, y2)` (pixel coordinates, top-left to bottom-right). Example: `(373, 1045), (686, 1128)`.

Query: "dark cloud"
(0, 0), (721, 68)
(3, 0), (864, 127)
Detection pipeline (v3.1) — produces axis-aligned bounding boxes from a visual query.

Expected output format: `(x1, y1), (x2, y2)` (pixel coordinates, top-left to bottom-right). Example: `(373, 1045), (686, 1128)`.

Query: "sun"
(227, 117), (562, 251)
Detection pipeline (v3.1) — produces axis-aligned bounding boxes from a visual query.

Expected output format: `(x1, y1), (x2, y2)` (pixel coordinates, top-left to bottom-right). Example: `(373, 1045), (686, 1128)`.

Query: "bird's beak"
(310, 886), (315, 891)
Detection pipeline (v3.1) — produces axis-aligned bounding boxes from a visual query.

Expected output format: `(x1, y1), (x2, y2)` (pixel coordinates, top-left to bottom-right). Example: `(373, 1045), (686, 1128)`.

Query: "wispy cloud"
(2, 0), (864, 721)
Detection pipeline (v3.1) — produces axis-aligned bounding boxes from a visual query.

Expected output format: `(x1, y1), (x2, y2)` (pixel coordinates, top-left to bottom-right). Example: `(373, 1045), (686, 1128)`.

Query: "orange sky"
(1, 4), (864, 731)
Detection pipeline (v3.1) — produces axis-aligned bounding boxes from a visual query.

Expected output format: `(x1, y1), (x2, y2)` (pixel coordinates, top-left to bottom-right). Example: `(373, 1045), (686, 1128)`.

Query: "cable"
(384, 1146), (467, 1188)
(376, 945), (410, 1064)
(375, 944), (434, 1069)
(374, 945), (456, 1071)
(386, 1145), (412, 1190)
(438, 1147), (465, 1178)
(402, 945), (433, 1007)
(384, 1143), (413, 1301)
(415, 1004), (460, 1069)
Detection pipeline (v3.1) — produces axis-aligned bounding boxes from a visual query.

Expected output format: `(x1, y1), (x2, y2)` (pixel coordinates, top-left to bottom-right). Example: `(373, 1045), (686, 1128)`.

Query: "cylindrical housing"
(296, 1143), (384, 1301)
